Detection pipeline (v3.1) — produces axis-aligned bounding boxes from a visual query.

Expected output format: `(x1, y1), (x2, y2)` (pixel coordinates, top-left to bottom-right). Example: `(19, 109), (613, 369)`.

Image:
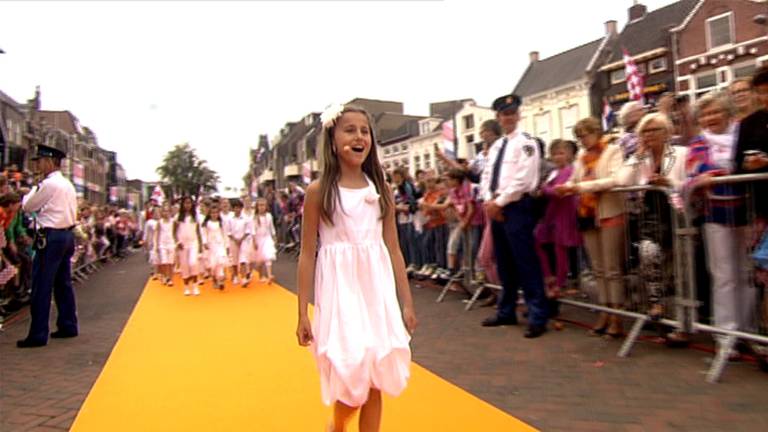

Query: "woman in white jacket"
(617, 113), (688, 320)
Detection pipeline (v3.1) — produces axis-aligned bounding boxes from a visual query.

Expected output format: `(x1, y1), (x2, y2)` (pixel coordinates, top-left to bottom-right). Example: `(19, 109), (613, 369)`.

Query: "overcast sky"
(1, 0), (678, 191)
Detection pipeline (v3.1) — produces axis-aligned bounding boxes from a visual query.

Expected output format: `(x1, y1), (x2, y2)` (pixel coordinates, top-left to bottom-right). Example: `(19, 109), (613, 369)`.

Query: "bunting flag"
(302, 161), (311, 185)
(623, 48), (645, 104)
(151, 184), (165, 205)
(441, 120), (455, 159)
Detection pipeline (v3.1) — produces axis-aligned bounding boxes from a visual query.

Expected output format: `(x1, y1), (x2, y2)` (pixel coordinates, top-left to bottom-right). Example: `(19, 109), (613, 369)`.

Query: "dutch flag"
(602, 97), (615, 132)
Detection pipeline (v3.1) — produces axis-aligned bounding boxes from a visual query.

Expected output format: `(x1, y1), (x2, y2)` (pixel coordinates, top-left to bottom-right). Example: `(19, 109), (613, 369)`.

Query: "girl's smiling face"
(333, 112), (372, 167)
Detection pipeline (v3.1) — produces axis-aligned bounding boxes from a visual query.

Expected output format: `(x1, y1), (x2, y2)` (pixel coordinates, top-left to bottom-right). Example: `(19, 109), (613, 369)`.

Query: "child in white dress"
(156, 206), (176, 286)
(296, 104), (417, 432)
(143, 207), (160, 279)
(174, 196), (202, 296)
(251, 198), (276, 283)
(202, 203), (229, 290)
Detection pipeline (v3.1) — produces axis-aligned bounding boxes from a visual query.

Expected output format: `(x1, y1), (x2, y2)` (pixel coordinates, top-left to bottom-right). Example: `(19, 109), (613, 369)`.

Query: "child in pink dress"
(201, 203), (229, 290)
(251, 198), (276, 283)
(296, 104), (417, 432)
(534, 139), (581, 299)
(174, 196), (202, 296)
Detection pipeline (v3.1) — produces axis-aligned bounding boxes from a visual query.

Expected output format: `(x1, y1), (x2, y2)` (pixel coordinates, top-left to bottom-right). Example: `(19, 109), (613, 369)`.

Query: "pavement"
(2, 252), (767, 432)
(1, 253), (148, 432)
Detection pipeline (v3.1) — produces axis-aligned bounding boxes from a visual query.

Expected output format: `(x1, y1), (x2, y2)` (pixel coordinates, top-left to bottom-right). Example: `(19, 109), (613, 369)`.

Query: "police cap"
(31, 144), (66, 161)
(492, 93), (522, 113)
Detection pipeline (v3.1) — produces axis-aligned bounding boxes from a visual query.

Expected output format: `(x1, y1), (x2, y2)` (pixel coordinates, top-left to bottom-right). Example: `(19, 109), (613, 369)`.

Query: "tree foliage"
(156, 143), (220, 200)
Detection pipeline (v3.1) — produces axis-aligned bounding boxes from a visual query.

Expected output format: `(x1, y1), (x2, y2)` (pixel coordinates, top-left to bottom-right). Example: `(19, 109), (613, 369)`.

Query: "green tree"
(156, 143), (220, 199)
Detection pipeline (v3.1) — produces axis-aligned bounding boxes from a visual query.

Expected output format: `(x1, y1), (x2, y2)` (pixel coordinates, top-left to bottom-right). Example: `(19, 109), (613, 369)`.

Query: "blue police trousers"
(26, 229), (78, 342)
(490, 196), (548, 327)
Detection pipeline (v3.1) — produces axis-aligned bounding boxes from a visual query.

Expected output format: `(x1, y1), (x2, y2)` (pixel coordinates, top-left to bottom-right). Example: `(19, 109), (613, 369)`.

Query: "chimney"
(629, 1), (647, 21)
(605, 20), (617, 36)
(529, 51), (539, 63)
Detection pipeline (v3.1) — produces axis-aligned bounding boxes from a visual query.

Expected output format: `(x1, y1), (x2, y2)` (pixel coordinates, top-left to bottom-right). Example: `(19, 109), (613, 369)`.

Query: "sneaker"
(183, 286), (191, 296)
(193, 286), (201, 296)
(423, 266), (436, 277)
(232, 276), (240, 285)
(432, 268), (449, 281)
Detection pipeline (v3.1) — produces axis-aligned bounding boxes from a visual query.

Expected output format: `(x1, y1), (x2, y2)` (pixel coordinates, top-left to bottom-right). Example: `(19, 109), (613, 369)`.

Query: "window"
(695, 71), (718, 98)
(424, 153), (431, 169)
(707, 13), (733, 49)
(420, 122), (431, 135)
(402, 158), (409, 166)
(610, 69), (625, 84)
(559, 105), (579, 139)
(649, 57), (667, 74)
(463, 114), (475, 130)
(401, 144), (408, 153)
(384, 147), (390, 156)
(734, 63), (757, 79)
(534, 112), (551, 144)
(465, 134), (473, 145)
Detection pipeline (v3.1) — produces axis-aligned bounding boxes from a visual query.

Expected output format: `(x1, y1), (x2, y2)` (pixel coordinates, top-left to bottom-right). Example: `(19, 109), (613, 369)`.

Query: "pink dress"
(534, 165), (582, 247)
(312, 177), (411, 407)
(251, 213), (276, 263)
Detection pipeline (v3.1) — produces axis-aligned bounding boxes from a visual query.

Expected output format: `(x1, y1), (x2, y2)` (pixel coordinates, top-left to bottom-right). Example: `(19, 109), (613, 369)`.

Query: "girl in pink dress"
(201, 203), (229, 290)
(534, 139), (581, 299)
(174, 196), (202, 296)
(296, 104), (417, 432)
(251, 198), (276, 283)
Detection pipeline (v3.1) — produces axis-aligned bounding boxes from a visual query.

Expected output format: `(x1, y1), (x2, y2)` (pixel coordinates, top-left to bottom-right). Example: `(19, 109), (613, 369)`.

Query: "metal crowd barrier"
(549, 184), (689, 359)
(430, 176), (768, 383)
(681, 173), (768, 382)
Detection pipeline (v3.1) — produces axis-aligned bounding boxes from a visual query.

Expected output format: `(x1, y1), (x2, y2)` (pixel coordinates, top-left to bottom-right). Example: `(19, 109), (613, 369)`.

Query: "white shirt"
(227, 213), (251, 241)
(22, 170), (77, 229)
(143, 219), (158, 249)
(480, 130), (541, 207)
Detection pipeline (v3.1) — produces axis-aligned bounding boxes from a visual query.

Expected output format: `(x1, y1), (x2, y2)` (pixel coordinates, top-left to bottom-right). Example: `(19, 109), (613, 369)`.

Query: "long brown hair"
(318, 105), (393, 225)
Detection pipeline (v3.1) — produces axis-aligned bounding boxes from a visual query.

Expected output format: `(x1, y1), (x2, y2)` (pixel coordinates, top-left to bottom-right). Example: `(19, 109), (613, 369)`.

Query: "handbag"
(753, 230), (768, 270)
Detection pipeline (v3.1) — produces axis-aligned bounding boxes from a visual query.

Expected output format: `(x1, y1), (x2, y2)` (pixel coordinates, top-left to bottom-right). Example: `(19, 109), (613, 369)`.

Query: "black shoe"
(481, 315), (518, 327)
(478, 294), (498, 308)
(524, 325), (547, 338)
(50, 330), (78, 339)
(17, 338), (47, 348)
(758, 355), (768, 373)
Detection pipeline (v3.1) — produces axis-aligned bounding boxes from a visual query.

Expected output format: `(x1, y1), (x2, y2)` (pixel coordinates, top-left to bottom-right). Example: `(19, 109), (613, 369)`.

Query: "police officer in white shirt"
(17, 144), (79, 348)
(479, 93), (549, 338)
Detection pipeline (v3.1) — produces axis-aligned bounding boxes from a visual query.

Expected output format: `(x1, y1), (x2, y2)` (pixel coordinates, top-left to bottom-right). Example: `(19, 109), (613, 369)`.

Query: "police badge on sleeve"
(523, 144), (535, 157)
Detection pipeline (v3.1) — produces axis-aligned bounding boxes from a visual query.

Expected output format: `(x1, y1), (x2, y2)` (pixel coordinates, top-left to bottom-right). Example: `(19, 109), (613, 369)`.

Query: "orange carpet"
(70, 276), (536, 431)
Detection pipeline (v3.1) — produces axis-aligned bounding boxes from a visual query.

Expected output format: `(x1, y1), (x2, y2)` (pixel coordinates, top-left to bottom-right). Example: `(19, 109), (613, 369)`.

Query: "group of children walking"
(143, 196), (277, 295)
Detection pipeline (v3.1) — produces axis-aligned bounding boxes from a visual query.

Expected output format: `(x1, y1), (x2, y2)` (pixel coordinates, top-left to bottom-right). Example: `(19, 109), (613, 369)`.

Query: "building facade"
(453, 101), (495, 160)
(598, 0), (698, 113)
(673, 0), (768, 100)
